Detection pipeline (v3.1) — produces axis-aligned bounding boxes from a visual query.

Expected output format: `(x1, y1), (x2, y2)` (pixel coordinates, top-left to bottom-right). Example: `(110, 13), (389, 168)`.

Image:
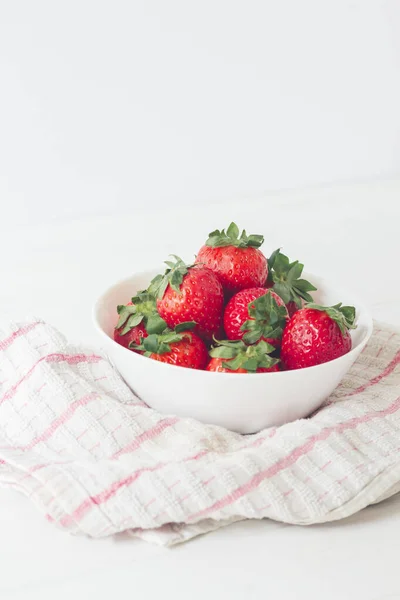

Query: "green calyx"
(209, 339), (279, 372)
(241, 292), (288, 345)
(267, 248), (317, 308)
(305, 303), (357, 335)
(116, 291), (167, 335)
(205, 222), (264, 249)
(130, 321), (197, 356)
(147, 255), (194, 300)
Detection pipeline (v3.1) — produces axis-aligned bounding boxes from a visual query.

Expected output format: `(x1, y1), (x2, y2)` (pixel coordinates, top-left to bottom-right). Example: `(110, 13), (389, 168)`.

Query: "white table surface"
(1, 178), (399, 600)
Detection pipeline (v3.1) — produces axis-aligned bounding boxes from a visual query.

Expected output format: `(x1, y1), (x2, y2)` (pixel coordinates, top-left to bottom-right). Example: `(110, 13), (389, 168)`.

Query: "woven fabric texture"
(0, 319), (399, 545)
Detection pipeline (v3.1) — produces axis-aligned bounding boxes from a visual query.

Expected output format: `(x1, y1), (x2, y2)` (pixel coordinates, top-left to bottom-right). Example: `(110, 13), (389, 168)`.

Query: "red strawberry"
(114, 294), (167, 350)
(206, 339), (279, 373)
(114, 320), (147, 349)
(266, 248), (317, 316)
(224, 287), (288, 346)
(281, 303), (356, 370)
(151, 256), (224, 340)
(196, 222), (268, 295)
(131, 323), (208, 370)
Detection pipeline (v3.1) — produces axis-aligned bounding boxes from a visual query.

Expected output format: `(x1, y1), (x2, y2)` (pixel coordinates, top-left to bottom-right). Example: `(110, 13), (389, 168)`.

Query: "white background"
(1, 5), (400, 598)
(1, 0), (400, 226)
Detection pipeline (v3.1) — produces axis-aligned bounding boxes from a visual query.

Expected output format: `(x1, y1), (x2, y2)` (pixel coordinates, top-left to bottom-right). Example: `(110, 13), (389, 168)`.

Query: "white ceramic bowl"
(93, 270), (373, 434)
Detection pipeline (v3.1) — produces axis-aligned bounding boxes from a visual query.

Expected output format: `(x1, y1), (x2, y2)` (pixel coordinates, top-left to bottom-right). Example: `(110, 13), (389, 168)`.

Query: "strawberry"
(114, 294), (167, 349)
(114, 320), (147, 349)
(151, 256), (224, 340)
(266, 249), (317, 317)
(131, 322), (208, 369)
(281, 303), (357, 370)
(196, 222), (268, 295)
(224, 287), (288, 346)
(206, 339), (279, 373)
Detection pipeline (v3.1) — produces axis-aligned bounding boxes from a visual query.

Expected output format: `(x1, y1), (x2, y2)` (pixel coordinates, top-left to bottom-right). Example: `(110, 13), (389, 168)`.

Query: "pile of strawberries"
(114, 223), (356, 373)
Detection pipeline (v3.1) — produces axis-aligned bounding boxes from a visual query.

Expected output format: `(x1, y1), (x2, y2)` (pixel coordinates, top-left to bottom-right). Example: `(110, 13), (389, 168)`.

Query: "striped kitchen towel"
(0, 318), (399, 545)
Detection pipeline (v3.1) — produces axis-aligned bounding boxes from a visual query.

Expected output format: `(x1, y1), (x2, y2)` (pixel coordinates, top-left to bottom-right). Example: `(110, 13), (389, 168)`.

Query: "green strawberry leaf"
(149, 256), (195, 299)
(209, 346), (237, 359)
(286, 261), (303, 284)
(170, 269), (184, 293)
(225, 354), (249, 371)
(241, 292), (288, 344)
(340, 305), (356, 324)
(267, 249), (317, 307)
(158, 332), (183, 345)
(293, 279), (317, 293)
(211, 338), (245, 349)
(174, 321), (197, 333)
(267, 247), (281, 271)
(240, 357), (259, 372)
(205, 222), (264, 249)
(270, 281), (291, 305)
(257, 340), (276, 353)
(116, 304), (138, 329)
(116, 289), (167, 336)
(121, 313), (144, 335)
(145, 314), (168, 335)
(210, 338), (279, 372)
(246, 234), (265, 248)
(241, 325), (265, 346)
(129, 324), (193, 355)
(227, 222), (239, 239)
(147, 274), (164, 297)
(141, 334), (160, 354)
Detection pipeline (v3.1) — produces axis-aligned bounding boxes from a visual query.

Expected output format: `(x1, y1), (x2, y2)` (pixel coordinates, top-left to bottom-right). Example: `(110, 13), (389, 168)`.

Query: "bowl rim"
(92, 269), (374, 378)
